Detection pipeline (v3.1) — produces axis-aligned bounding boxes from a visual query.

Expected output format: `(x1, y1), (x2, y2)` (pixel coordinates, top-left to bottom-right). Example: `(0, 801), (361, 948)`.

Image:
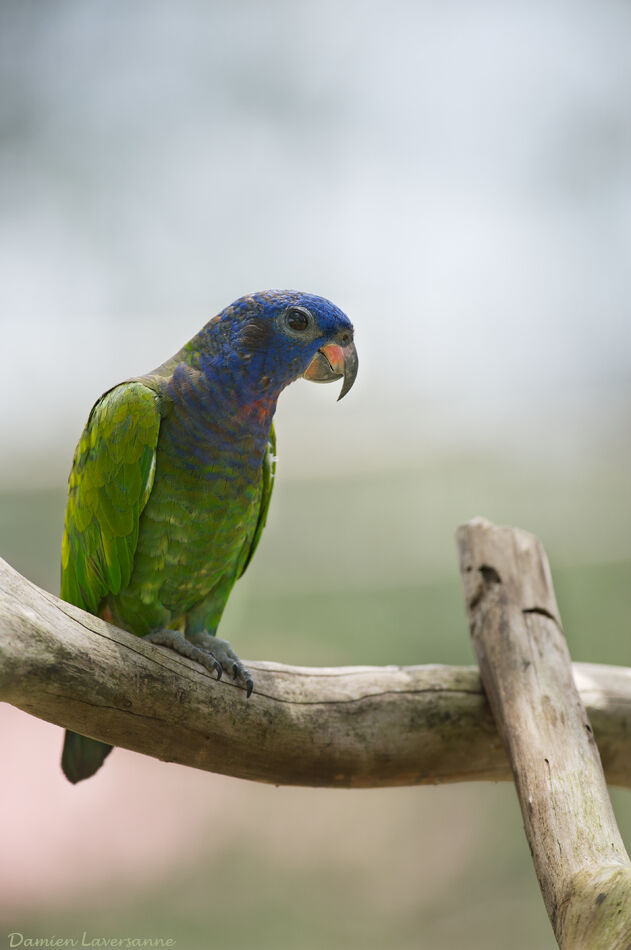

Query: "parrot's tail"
(61, 730), (113, 784)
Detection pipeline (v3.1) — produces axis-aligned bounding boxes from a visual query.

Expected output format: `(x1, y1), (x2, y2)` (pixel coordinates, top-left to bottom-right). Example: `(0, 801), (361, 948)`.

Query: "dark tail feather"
(61, 730), (113, 784)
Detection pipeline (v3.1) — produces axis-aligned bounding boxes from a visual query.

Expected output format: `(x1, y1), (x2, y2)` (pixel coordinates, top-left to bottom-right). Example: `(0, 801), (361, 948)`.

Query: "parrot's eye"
(285, 307), (311, 332)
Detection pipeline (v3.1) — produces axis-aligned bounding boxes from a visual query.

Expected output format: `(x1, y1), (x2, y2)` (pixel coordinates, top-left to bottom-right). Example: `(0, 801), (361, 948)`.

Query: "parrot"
(59, 290), (357, 783)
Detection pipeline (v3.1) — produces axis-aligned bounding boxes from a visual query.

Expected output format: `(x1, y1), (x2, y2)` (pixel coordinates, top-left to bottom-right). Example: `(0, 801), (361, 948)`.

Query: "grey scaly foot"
(145, 629), (253, 697)
(188, 630), (254, 698)
(145, 628), (223, 679)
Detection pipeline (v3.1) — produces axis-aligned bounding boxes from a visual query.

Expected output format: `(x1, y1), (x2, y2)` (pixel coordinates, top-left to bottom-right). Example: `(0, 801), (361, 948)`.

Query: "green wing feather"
(238, 422), (276, 578)
(61, 381), (161, 616)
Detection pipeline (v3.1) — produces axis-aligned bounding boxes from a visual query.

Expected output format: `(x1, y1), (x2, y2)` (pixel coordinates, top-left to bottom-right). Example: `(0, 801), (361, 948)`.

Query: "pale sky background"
(1, 0), (630, 487)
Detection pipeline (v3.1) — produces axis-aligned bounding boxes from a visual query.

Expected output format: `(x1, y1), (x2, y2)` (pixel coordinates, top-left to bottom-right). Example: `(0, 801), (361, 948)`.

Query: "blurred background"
(1, 1), (630, 947)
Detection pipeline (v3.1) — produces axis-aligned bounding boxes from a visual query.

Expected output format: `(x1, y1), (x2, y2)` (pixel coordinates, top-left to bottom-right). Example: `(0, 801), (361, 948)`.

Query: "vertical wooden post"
(457, 517), (631, 948)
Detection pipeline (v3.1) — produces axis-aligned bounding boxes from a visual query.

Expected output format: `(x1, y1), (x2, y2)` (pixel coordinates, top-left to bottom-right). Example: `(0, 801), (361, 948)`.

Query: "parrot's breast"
(106, 398), (269, 636)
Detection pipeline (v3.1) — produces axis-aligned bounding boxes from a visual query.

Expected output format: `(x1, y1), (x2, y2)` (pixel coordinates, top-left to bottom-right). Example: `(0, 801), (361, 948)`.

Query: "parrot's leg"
(145, 628), (253, 697)
(188, 630), (254, 698)
(182, 579), (254, 696)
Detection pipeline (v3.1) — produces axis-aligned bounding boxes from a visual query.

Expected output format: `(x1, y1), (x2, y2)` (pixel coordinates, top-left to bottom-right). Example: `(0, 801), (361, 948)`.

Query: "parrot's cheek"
(303, 342), (358, 400)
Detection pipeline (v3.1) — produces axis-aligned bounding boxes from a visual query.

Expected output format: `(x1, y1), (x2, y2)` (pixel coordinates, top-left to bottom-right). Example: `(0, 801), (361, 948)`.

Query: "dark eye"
(286, 307), (311, 332)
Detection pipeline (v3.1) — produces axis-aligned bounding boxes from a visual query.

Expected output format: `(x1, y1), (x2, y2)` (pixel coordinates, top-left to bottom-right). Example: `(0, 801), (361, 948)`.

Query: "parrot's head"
(212, 290), (358, 402)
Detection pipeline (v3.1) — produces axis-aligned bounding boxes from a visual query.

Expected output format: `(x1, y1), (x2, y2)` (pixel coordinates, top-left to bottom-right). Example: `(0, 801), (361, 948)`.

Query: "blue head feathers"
(196, 290), (358, 404)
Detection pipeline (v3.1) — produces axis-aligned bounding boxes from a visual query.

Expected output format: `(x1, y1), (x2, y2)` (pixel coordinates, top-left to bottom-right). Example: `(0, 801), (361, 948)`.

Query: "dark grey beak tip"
(337, 342), (359, 401)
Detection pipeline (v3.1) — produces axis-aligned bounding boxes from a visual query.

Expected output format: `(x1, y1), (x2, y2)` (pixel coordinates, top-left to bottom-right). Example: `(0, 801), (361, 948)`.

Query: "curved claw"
(233, 662), (254, 697)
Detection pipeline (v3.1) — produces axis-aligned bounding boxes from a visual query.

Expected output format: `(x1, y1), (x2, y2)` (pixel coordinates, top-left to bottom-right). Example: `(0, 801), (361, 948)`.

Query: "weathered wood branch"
(0, 554), (630, 791)
(458, 517), (631, 949)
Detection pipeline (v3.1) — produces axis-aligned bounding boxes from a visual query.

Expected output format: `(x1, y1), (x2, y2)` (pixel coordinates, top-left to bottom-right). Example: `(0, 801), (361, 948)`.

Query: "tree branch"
(1, 554), (630, 791)
(458, 517), (631, 948)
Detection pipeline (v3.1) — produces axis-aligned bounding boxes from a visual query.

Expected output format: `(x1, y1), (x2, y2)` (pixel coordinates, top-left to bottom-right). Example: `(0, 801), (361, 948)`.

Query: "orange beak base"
(303, 341), (358, 400)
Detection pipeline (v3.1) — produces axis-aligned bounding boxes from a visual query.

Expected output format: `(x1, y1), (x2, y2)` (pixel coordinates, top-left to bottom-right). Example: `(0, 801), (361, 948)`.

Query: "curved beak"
(303, 340), (359, 401)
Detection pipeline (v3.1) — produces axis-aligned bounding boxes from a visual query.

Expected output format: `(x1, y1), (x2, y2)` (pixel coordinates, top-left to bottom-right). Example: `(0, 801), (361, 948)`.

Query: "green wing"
(238, 423), (276, 578)
(61, 381), (162, 615)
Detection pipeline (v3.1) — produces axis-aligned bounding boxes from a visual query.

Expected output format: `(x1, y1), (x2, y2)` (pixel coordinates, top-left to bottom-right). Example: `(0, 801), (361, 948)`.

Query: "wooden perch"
(458, 517), (631, 949)
(0, 554), (630, 793)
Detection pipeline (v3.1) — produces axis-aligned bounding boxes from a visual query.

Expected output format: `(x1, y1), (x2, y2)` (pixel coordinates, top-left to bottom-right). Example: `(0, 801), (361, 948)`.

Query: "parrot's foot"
(145, 629), (253, 697)
(189, 630), (254, 698)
